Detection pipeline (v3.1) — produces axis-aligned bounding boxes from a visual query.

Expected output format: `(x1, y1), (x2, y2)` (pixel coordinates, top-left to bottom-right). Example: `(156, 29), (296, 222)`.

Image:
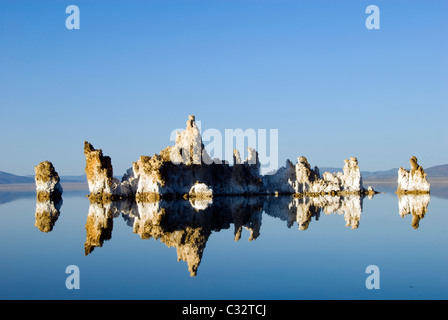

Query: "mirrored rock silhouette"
(34, 198), (63, 233)
(127, 197), (263, 276)
(82, 194), (372, 277)
(84, 201), (117, 255)
(264, 195), (364, 230)
(398, 193), (431, 229)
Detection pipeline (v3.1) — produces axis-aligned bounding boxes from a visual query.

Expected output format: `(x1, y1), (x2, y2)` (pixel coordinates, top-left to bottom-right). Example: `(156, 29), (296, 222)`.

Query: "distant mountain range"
(321, 164), (448, 181)
(0, 171), (87, 184)
(1, 164), (448, 184)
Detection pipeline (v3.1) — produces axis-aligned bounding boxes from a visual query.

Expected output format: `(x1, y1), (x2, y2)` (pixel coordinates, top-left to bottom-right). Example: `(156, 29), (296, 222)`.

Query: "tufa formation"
(34, 161), (63, 201)
(83, 115), (376, 201)
(397, 156), (430, 194)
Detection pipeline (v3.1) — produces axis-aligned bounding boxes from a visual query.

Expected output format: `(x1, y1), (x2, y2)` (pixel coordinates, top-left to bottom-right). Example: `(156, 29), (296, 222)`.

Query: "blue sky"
(0, 0), (447, 176)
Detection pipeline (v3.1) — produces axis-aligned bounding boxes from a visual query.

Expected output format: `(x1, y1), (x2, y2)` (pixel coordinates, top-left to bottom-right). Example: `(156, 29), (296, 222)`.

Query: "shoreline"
(1, 179), (447, 192)
(0, 182), (89, 191)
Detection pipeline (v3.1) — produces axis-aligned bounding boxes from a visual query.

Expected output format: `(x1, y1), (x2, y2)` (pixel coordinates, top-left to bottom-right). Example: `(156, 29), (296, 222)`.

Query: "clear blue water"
(0, 188), (447, 300)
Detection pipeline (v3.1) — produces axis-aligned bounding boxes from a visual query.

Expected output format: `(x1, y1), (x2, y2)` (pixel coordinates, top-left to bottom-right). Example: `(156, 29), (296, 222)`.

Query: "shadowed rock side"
(34, 198), (63, 233)
(83, 115), (376, 201)
(35, 161), (63, 201)
(398, 193), (431, 229)
(397, 156), (430, 194)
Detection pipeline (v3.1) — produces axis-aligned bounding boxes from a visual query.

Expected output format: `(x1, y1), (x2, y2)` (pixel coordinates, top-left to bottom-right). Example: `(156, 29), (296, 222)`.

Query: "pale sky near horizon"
(0, 0), (447, 176)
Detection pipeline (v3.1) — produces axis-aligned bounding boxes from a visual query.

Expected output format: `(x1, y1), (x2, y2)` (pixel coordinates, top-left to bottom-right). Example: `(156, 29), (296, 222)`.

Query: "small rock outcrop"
(34, 161), (63, 200)
(397, 156), (430, 194)
(188, 182), (213, 199)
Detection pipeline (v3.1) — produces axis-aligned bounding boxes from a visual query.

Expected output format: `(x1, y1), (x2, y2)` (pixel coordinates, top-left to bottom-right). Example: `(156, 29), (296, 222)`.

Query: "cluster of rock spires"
(33, 116), (433, 237)
(31, 116), (434, 275)
(33, 134), (434, 276)
(82, 115), (378, 201)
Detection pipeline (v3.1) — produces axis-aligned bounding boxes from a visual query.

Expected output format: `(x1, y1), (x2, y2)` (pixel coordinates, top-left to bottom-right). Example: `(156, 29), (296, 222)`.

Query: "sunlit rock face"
(169, 115), (212, 166)
(34, 198), (63, 232)
(34, 161), (63, 200)
(84, 141), (121, 199)
(341, 157), (363, 192)
(397, 156), (430, 194)
(398, 193), (430, 229)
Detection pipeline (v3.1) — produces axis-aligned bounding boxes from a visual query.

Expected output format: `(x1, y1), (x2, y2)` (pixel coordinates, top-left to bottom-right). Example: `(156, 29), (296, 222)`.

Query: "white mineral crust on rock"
(282, 156), (365, 195)
(340, 157), (363, 192)
(169, 115), (212, 165)
(34, 161), (63, 198)
(189, 182), (213, 198)
(397, 156), (430, 193)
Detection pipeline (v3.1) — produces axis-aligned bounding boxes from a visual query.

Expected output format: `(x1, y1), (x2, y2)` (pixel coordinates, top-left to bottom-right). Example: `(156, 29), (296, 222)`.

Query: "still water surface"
(0, 187), (447, 299)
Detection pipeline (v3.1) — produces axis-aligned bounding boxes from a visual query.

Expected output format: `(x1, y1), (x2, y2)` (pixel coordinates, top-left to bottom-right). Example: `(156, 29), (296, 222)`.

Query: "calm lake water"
(0, 186), (447, 300)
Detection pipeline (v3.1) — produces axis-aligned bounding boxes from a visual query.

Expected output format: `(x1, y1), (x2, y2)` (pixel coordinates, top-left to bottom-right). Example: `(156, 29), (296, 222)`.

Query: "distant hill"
(314, 164), (448, 181)
(425, 164), (448, 178)
(361, 168), (399, 180)
(320, 167), (398, 180)
(0, 172), (87, 184)
(0, 171), (34, 184)
(60, 175), (87, 182)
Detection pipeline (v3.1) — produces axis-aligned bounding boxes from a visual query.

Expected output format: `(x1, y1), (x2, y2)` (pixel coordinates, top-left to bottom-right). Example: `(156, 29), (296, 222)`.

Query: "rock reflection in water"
(82, 195), (369, 277)
(398, 193), (431, 229)
(129, 197), (263, 276)
(264, 195), (364, 230)
(84, 201), (116, 255)
(34, 198), (63, 233)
